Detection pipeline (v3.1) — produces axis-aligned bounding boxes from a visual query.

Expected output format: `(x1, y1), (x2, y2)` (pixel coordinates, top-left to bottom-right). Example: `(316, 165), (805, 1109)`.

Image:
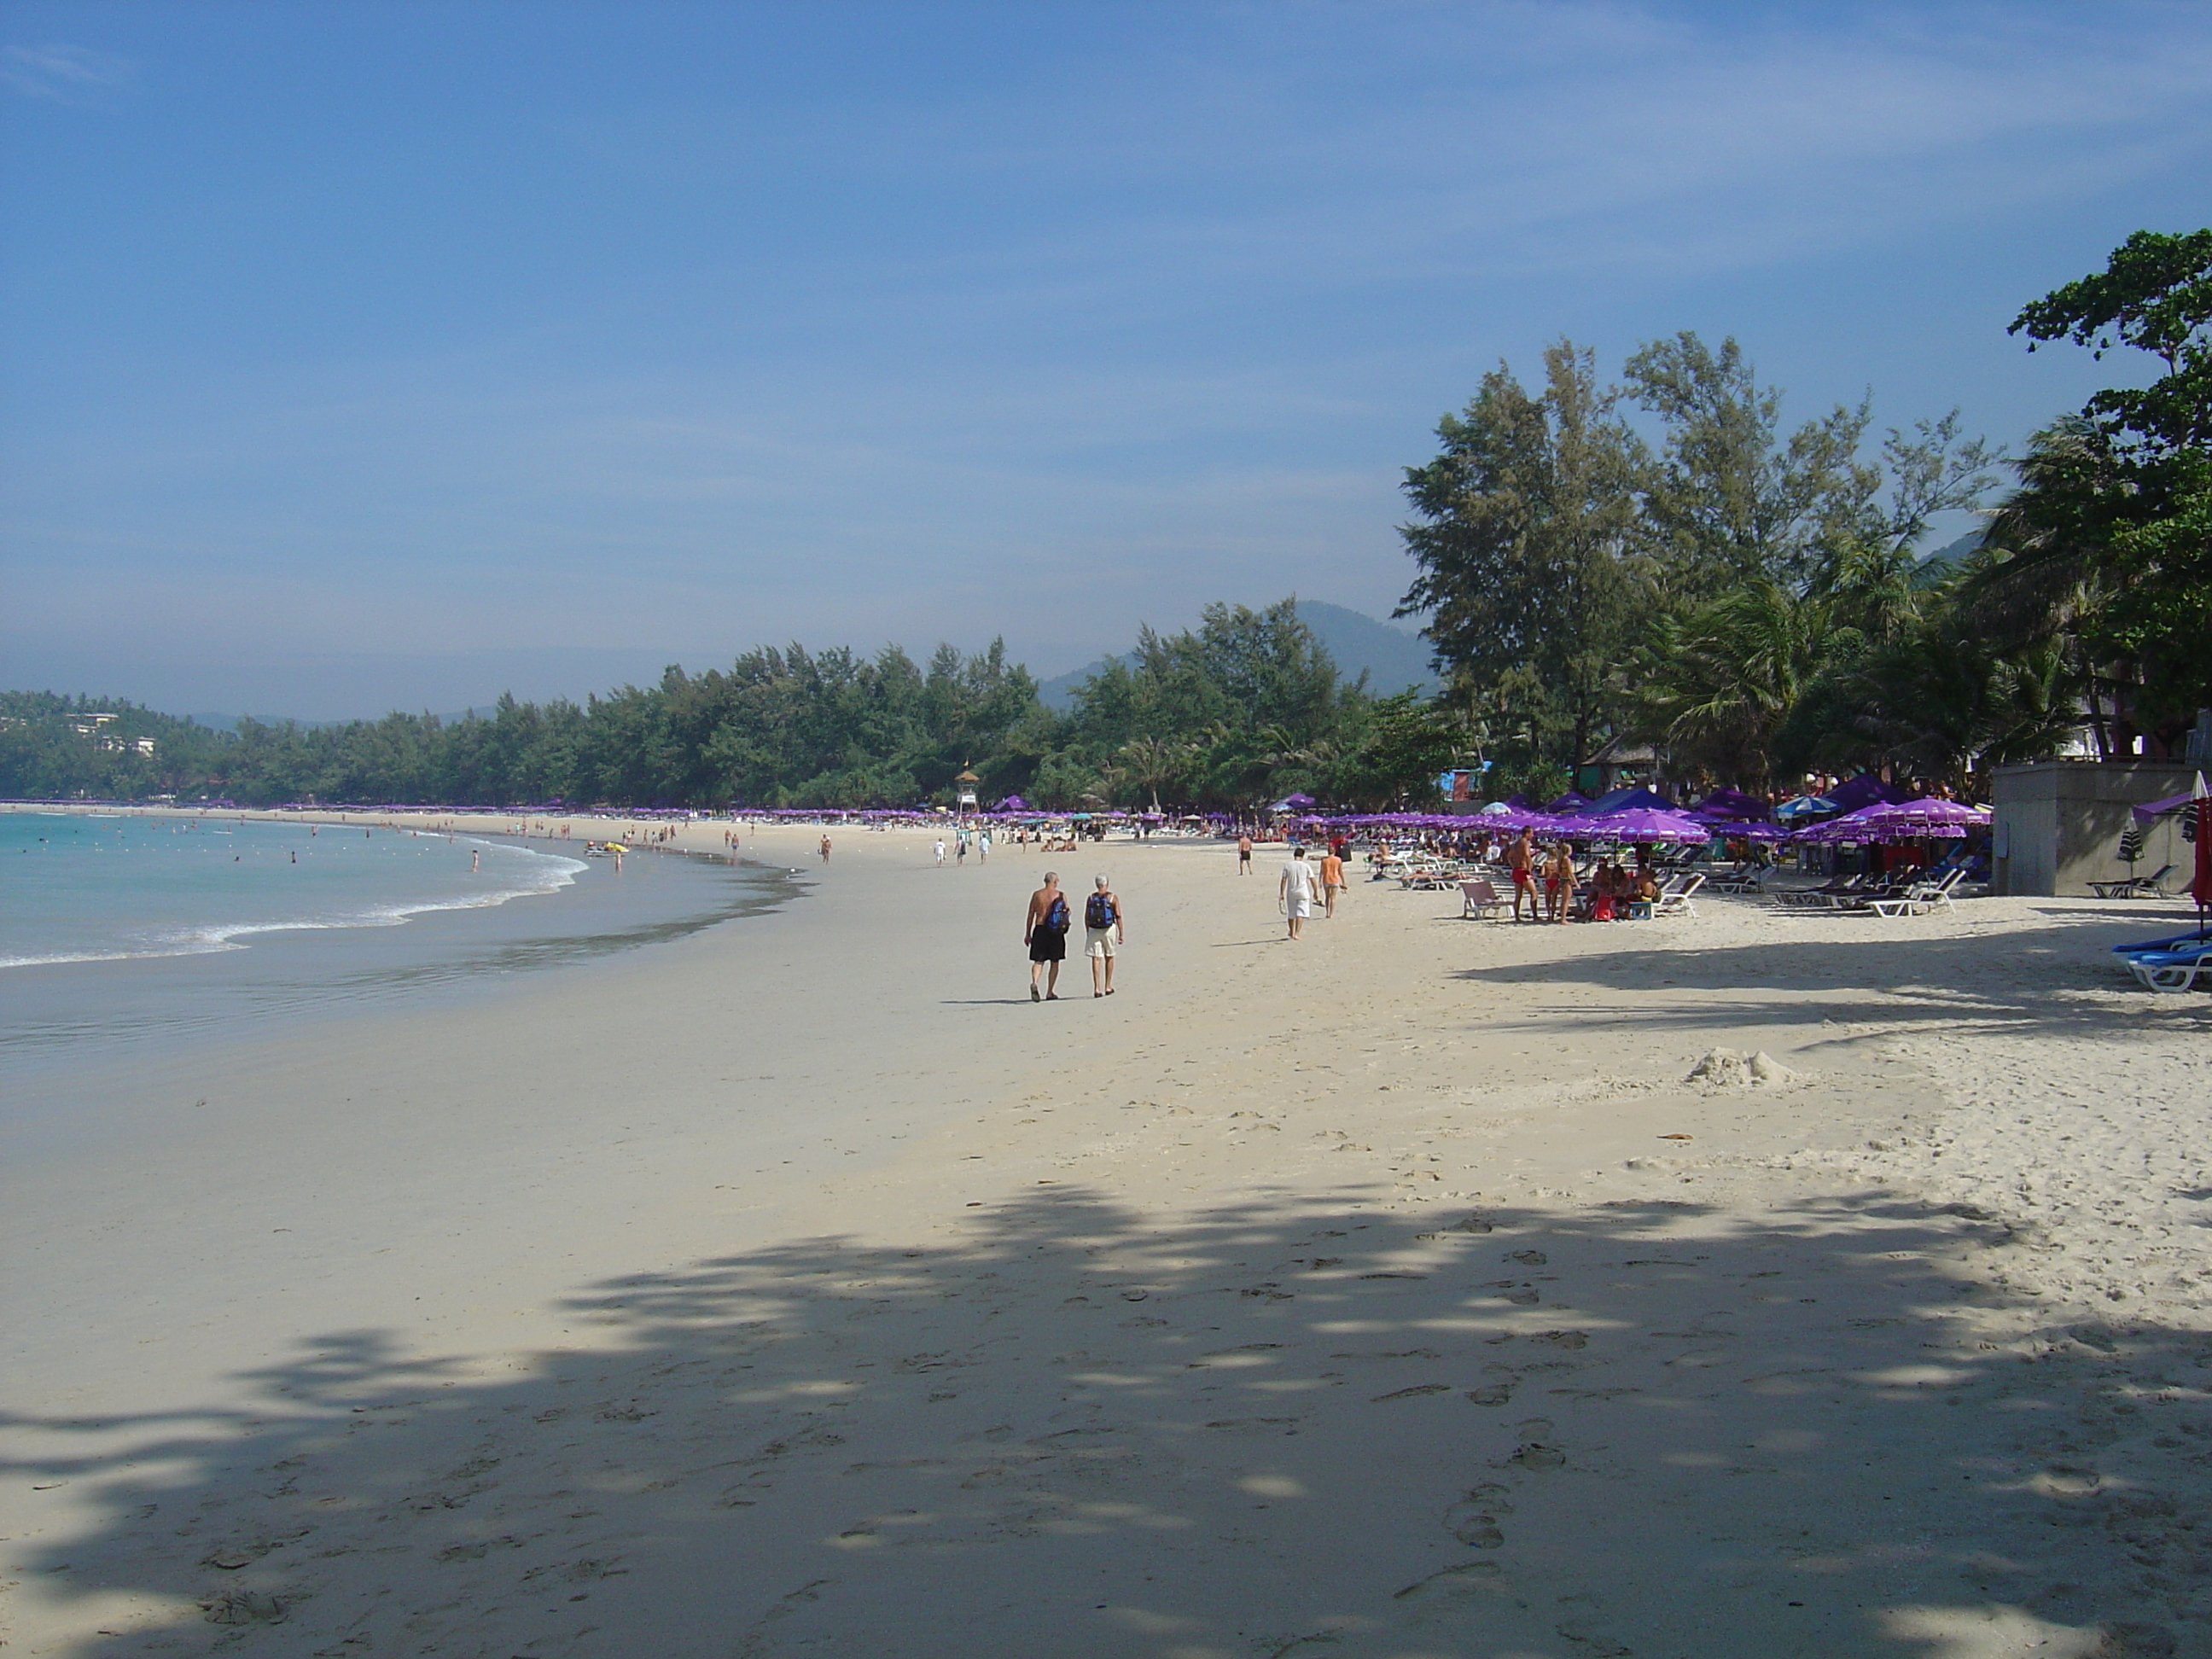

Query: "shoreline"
(3, 822), (2209, 1655)
(0, 808), (790, 1080)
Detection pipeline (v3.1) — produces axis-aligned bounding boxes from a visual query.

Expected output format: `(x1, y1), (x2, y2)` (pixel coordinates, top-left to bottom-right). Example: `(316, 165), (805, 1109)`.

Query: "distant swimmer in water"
(471, 850), (480, 873)
(290, 851), (297, 863)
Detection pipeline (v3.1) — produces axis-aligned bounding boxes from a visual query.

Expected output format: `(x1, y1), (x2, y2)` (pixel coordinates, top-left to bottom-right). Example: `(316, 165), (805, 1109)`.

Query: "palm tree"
(1845, 627), (2078, 794)
(1112, 735), (1196, 812)
(1959, 419), (2128, 757)
(1626, 580), (1833, 791)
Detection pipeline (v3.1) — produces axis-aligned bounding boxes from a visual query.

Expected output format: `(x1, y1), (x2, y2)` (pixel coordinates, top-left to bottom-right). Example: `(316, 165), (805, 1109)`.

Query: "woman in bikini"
(1544, 843), (1577, 923)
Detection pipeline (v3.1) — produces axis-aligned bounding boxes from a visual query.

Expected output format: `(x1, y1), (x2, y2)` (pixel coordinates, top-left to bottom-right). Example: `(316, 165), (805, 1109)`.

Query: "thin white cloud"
(0, 42), (133, 102)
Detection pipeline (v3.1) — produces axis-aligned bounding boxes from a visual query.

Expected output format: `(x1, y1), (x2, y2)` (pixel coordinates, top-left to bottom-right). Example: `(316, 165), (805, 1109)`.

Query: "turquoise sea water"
(0, 812), (794, 1067)
(1, 813), (585, 969)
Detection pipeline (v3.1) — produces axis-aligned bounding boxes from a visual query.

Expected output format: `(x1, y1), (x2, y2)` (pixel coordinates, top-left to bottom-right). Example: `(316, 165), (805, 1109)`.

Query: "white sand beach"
(4, 816), (2209, 1657)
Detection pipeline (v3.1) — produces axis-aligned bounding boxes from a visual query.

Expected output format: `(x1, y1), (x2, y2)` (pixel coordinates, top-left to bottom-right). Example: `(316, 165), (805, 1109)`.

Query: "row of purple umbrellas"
(1280, 786), (1989, 846)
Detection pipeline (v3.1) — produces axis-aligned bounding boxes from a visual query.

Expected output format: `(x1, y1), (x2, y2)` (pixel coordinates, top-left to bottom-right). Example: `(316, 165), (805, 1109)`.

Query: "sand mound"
(1687, 1047), (1801, 1088)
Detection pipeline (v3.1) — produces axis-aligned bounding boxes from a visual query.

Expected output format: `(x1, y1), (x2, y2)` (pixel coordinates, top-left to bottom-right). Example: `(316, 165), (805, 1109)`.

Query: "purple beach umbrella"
(1569, 808), (1714, 844)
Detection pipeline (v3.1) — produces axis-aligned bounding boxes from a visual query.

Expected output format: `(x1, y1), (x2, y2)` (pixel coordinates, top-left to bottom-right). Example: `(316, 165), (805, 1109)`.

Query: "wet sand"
(3, 815), (2208, 1656)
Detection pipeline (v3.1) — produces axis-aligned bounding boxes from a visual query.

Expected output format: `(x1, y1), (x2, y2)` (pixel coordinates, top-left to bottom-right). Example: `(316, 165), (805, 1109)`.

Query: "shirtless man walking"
(1025, 870), (1071, 1001)
(1505, 828), (1535, 921)
(1237, 833), (1254, 874)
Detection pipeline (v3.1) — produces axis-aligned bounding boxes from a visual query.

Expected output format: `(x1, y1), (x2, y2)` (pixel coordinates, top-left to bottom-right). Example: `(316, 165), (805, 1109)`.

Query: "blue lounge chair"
(2123, 940), (2212, 992)
(2111, 930), (2212, 957)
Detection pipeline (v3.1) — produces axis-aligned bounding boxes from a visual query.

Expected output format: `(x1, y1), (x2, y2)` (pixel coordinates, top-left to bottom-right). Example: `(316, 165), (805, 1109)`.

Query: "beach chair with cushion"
(2122, 940), (2212, 992)
(2088, 864), (2177, 899)
(2111, 929), (2212, 958)
(1653, 872), (1704, 917)
(1459, 878), (1507, 920)
(1708, 864), (1766, 894)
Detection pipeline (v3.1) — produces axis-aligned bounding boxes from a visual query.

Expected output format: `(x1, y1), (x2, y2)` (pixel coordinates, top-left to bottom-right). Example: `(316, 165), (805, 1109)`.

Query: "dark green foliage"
(1053, 599), (1374, 809)
(0, 692), (233, 800)
(1, 643), (1045, 809)
(3, 611), (1404, 812)
(1399, 341), (1647, 781)
(2004, 229), (2212, 745)
(1401, 241), (2209, 795)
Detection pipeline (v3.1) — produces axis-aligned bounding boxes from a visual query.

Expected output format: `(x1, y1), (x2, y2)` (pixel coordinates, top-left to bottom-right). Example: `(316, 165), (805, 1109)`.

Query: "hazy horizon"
(5, 2), (2209, 718)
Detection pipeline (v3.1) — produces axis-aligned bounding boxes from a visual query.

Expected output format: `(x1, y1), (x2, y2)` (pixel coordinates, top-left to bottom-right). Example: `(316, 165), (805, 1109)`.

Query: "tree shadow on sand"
(1445, 913), (2212, 1051)
(4, 1185), (2206, 1658)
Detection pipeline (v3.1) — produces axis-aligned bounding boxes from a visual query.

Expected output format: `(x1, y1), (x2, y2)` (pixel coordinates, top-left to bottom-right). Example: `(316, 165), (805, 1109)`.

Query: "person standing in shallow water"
(1279, 845), (1318, 940)
(1025, 870), (1070, 1001)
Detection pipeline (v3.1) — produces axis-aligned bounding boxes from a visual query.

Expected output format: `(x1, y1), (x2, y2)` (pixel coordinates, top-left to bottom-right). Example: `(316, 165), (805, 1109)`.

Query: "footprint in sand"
(1465, 1384), (1514, 1406)
(1393, 1559), (1505, 1601)
(1443, 1485), (1512, 1547)
(200, 1591), (287, 1626)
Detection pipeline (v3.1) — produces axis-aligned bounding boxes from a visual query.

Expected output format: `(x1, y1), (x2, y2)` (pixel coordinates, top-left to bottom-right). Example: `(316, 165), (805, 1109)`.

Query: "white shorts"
(1085, 928), (1117, 958)
(1285, 894), (1313, 918)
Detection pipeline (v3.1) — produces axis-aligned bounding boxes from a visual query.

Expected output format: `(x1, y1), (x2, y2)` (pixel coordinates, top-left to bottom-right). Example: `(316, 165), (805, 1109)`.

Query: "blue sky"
(3, 2), (2209, 719)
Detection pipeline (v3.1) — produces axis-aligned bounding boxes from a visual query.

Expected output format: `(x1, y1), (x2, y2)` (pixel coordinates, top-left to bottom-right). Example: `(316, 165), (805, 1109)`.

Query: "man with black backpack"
(1083, 874), (1125, 998)
(1025, 870), (1071, 1002)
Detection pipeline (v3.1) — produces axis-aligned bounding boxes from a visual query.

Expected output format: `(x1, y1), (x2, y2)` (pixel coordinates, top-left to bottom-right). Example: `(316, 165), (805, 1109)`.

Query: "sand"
(3, 812), (2209, 1657)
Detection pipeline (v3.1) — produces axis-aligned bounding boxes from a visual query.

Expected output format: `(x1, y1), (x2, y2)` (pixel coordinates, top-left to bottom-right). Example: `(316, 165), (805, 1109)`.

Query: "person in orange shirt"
(1318, 845), (1348, 917)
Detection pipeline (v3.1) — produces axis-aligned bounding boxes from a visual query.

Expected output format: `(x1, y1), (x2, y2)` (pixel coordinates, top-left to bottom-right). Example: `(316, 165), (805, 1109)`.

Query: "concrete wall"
(1989, 760), (2203, 897)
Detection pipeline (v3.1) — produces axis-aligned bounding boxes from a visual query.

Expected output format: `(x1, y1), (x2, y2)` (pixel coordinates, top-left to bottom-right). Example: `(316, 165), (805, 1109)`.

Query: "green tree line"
(1400, 230), (2211, 801)
(1, 604), (1457, 812)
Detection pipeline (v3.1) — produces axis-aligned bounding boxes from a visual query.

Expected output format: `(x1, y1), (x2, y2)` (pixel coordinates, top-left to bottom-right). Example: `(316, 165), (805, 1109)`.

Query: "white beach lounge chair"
(1459, 878), (1506, 919)
(1653, 872), (1704, 917)
(1865, 868), (1967, 918)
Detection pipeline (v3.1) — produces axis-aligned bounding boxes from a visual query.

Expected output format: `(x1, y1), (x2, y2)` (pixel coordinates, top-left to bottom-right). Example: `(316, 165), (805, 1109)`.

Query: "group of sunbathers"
(1505, 829), (1661, 923)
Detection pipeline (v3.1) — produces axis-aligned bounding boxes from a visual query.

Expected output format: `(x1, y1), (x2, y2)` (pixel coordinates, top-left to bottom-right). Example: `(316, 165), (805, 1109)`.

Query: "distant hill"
(1912, 528), (1983, 589)
(189, 708), (493, 732)
(1295, 601), (1437, 697)
(1036, 600), (1435, 710)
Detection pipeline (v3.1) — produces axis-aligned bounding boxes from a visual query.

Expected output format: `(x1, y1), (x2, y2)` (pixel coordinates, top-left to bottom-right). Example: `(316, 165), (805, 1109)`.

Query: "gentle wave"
(0, 836), (587, 971)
